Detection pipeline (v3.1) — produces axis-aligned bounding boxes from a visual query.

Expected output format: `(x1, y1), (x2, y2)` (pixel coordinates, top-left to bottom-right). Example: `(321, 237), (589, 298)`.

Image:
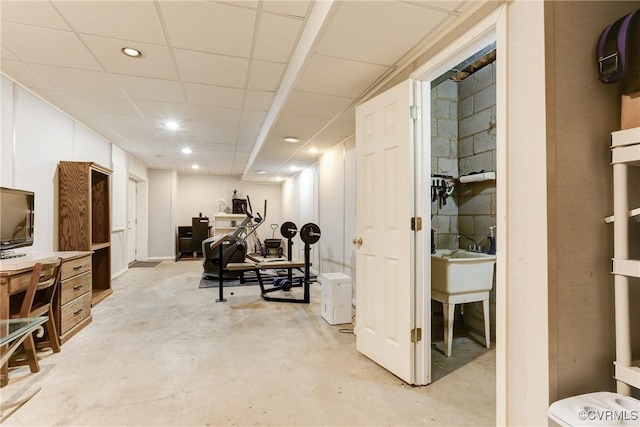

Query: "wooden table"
(0, 251), (90, 387)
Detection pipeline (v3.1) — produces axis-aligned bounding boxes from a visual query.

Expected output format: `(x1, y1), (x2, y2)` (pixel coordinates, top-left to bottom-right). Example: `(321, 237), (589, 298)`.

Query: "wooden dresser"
(0, 251), (93, 344)
(57, 253), (92, 344)
(0, 251), (92, 387)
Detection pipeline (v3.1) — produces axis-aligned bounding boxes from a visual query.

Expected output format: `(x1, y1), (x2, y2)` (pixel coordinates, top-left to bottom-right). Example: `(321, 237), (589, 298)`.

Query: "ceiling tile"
(316, 1), (448, 66)
(114, 74), (185, 103)
(253, 13), (303, 63)
(81, 35), (179, 80)
(0, 60), (59, 91)
(238, 125), (261, 141)
(281, 91), (354, 119)
(1, 46), (19, 60)
(174, 49), (248, 88)
(271, 114), (330, 140)
(307, 134), (347, 150)
(188, 105), (241, 123)
(1, 1), (70, 30)
(29, 64), (122, 96)
(243, 90), (274, 111)
(247, 60), (285, 91)
(295, 54), (390, 98)
(321, 120), (355, 138)
(70, 93), (139, 115)
(200, 143), (237, 153)
(240, 110), (267, 126)
(407, 1), (468, 13)
(160, 2), (255, 57)
(336, 106), (356, 123)
(133, 100), (192, 120)
(262, 1), (312, 18)
(183, 83), (243, 109)
(36, 90), (92, 113)
(1, 22), (101, 70)
(54, 1), (165, 44)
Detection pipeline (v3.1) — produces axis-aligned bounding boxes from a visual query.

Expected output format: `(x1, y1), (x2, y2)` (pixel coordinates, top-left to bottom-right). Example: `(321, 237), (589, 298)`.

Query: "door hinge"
(411, 217), (422, 231)
(410, 105), (421, 120)
(411, 328), (422, 343)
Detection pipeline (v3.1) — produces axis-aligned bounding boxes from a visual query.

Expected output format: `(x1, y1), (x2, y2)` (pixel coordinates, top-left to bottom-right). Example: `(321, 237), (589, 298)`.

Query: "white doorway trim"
(410, 5), (507, 425)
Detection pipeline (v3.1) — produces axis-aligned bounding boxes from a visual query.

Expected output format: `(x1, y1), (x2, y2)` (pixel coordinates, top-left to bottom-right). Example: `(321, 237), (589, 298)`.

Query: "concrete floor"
(2, 260), (495, 426)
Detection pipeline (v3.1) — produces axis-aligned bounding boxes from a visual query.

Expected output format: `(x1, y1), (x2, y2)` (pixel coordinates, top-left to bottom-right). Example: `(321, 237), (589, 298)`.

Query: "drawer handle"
(73, 265), (83, 271)
(73, 308), (83, 316)
(73, 285), (83, 291)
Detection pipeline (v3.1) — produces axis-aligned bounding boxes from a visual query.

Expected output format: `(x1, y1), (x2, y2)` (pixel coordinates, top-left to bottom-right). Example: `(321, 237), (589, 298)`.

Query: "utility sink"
(431, 249), (496, 295)
(431, 249), (496, 357)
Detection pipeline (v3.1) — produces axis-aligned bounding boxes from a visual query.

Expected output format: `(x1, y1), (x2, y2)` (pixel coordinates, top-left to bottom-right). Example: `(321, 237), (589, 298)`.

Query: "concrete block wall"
(457, 62), (497, 248)
(456, 62), (497, 340)
(431, 80), (459, 250)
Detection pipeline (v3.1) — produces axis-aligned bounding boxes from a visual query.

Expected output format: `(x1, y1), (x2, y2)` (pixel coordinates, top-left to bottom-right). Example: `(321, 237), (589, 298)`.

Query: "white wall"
(1, 75), (149, 276)
(2, 76), (110, 252)
(175, 173), (282, 231)
(148, 169), (176, 259)
(281, 138), (356, 282)
(318, 137), (357, 281)
(280, 165), (319, 265)
(148, 171), (285, 260)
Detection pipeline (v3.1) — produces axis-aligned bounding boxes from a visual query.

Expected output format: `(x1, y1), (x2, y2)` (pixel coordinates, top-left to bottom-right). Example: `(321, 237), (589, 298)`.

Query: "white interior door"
(127, 178), (137, 264)
(354, 79), (422, 384)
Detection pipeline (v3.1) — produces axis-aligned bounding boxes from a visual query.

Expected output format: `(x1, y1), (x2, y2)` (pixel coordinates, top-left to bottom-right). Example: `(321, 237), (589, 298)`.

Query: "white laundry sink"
(431, 249), (496, 295)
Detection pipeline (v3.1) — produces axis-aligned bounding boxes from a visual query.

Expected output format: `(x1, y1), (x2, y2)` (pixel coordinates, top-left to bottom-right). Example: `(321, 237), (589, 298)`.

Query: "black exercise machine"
(214, 222), (321, 304)
(202, 196), (266, 280)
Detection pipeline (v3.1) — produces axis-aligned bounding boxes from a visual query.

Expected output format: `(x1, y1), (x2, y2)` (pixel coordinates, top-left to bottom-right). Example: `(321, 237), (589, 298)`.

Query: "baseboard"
(147, 256), (174, 261)
(112, 268), (127, 279)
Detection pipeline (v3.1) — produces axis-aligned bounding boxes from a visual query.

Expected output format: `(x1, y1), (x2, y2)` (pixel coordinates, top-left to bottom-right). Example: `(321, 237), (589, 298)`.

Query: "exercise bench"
(226, 260), (310, 303)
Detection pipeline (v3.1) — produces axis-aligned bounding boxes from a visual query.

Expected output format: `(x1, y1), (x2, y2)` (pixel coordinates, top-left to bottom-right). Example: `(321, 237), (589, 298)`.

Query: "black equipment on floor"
(261, 224), (283, 258)
(201, 197), (266, 280)
(213, 221), (321, 304)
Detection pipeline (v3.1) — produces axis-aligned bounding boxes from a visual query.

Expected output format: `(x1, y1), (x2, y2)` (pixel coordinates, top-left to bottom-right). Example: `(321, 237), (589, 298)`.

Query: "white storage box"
(548, 392), (640, 426)
(320, 273), (352, 325)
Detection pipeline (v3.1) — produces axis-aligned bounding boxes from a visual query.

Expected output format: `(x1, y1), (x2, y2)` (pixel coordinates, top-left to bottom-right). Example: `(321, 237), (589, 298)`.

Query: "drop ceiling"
(0, 0), (482, 182)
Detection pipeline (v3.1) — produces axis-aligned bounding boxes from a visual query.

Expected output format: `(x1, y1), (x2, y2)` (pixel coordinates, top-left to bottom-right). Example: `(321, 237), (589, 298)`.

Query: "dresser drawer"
(61, 255), (91, 280)
(7, 270), (32, 294)
(60, 271), (91, 305)
(61, 292), (91, 334)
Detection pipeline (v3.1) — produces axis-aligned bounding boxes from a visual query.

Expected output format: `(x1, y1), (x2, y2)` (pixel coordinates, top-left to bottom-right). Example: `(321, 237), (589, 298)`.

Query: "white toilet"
(548, 392), (640, 426)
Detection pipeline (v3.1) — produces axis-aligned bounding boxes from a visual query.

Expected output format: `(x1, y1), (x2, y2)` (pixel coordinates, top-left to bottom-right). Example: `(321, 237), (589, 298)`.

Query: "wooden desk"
(1, 251), (92, 387)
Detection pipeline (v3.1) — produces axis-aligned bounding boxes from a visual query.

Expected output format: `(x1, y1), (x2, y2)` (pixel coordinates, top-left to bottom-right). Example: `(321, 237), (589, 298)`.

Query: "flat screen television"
(0, 187), (35, 258)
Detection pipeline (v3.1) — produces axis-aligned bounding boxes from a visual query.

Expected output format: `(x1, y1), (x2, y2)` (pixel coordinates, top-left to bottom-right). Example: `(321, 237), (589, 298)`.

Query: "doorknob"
(352, 237), (363, 248)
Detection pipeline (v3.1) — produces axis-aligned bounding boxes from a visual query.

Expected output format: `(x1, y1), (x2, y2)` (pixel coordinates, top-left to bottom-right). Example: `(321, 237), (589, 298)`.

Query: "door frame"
(410, 5), (507, 423)
(127, 178), (137, 265)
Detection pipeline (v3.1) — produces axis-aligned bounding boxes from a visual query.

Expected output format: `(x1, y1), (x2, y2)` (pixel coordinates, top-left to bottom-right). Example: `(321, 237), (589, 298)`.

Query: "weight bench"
(226, 260), (310, 303)
(209, 221), (320, 304)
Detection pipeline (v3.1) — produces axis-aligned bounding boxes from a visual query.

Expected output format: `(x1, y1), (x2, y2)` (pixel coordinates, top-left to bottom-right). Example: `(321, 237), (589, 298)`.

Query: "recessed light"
(121, 47), (142, 58)
(181, 147), (192, 154)
(307, 147), (318, 154)
(290, 165), (301, 172)
(165, 121), (180, 130)
(257, 171), (267, 174)
(274, 176), (284, 182)
(284, 136), (299, 143)
(192, 164), (200, 170)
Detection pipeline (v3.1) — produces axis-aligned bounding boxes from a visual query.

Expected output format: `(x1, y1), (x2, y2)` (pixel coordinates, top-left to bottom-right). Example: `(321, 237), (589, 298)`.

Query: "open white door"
(354, 79), (425, 384)
(127, 178), (137, 264)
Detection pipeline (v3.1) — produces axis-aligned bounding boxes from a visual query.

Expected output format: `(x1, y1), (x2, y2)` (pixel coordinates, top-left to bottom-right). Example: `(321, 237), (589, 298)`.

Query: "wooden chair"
(9, 258), (62, 373)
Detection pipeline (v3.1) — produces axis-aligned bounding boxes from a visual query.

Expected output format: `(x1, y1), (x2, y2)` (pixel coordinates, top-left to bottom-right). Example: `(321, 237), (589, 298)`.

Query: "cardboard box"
(621, 93), (640, 130)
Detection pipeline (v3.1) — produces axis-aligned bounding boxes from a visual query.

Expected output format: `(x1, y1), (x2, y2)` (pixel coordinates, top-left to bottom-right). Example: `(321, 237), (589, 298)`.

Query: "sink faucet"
(456, 234), (481, 252)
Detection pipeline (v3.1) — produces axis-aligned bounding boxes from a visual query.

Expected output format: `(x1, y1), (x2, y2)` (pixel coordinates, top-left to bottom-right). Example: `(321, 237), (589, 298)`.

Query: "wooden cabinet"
(0, 251), (92, 348)
(58, 253), (92, 344)
(58, 161), (112, 306)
